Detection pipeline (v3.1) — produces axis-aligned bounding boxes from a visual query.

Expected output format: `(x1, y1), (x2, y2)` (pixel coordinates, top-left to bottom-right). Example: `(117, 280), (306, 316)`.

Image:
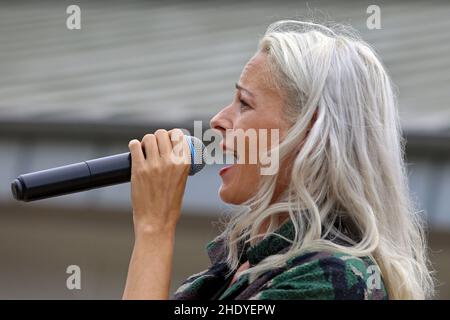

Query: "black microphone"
(11, 136), (205, 202)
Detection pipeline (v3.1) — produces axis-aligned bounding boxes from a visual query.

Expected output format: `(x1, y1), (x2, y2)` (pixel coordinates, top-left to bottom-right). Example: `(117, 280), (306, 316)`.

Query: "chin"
(218, 184), (248, 205)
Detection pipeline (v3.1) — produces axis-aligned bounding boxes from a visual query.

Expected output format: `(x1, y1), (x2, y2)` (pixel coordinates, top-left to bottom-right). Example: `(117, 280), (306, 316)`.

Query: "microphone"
(11, 136), (205, 202)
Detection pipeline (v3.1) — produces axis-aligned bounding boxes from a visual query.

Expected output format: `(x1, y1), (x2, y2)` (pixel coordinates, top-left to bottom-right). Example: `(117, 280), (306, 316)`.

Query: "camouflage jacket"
(173, 220), (388, 300)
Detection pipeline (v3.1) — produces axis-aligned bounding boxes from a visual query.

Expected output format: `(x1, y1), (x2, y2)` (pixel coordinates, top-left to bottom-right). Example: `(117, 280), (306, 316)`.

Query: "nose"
(210, 103), (234, 136)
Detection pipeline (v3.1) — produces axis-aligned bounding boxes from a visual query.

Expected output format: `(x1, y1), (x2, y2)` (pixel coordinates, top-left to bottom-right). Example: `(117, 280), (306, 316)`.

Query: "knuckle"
(174, 128), (184, 135)
(135, 166), (148, 176)
(128, 139), (139, 148)
(142, 133), (154, 142)
(151, 164), (163, 174)
(155, 129), (168, 136)
(170, 129), (183, 140)
(159, 157), (171, 167)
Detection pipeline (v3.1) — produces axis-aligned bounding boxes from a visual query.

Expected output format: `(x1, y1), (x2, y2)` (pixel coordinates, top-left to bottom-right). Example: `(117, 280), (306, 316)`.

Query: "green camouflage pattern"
(173, 220), (388, 300)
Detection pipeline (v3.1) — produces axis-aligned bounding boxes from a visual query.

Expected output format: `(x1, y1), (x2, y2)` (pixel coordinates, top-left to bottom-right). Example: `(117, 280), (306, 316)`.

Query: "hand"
(128, 129), (191, 237)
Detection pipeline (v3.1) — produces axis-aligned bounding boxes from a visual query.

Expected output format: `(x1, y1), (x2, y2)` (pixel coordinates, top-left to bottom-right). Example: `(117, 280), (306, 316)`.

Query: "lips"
(219, 165), (233, 176)
(219, 142), (238, 177)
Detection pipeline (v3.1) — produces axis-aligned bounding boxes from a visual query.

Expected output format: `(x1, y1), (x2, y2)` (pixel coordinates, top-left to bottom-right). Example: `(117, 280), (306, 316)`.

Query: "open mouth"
(220, 145), (239, 177)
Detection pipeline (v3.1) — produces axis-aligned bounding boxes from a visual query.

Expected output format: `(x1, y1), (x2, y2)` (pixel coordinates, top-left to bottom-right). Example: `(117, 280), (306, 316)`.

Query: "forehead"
(239, 53), (270, 89)
(239, 52), (280, 98)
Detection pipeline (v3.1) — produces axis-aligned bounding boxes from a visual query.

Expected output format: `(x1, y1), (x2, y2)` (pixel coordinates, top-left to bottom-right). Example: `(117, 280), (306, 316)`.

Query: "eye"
(239, 99), (252, 111)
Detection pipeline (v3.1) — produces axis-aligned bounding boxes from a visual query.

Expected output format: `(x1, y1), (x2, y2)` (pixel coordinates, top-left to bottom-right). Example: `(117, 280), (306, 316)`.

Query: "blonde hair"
(220, 20), (434, 299)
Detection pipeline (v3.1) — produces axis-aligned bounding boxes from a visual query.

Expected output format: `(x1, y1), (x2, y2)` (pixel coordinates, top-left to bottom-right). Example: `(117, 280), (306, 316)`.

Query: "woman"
(122, 20), (434, 300)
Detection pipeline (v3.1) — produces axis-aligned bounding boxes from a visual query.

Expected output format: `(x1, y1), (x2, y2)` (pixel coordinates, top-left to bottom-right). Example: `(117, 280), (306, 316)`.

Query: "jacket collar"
(206, 219), (295, 267)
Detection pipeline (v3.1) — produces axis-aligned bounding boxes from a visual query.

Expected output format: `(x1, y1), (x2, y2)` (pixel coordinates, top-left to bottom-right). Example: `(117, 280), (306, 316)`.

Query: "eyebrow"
(235, 82), (254, 97)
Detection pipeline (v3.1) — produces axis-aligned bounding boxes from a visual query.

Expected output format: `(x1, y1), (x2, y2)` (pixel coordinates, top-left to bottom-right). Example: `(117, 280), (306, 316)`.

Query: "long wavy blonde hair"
(219, 20), (434, 299)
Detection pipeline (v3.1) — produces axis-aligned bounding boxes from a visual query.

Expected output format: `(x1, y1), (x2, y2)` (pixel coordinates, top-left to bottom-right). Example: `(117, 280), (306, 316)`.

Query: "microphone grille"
(186, 136), (205, 176)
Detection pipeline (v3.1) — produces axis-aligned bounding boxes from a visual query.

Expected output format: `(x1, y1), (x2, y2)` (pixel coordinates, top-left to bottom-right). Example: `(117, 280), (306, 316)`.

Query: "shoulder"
(251, 251), (388, 300)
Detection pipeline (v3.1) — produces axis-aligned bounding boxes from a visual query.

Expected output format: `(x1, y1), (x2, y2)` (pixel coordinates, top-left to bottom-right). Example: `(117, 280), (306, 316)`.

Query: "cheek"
(237, 109), (288, 136)
(219, 108), (288, 204)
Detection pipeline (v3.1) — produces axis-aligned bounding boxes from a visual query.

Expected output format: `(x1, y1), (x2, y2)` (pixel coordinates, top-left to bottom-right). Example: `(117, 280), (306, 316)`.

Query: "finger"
(141, 134), (158, 160)
(169, 129), (190, 165)
(182, 135), (192, 165)
(128, 139), (145, 168)
(155, 129), (172, 157)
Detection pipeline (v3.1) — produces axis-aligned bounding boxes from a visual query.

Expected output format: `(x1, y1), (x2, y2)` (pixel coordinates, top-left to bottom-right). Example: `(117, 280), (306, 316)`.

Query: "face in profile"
(210, 52), (290, 205)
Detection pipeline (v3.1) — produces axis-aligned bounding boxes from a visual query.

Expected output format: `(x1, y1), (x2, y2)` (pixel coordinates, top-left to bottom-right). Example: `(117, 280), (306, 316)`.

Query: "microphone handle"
(11, 153), (131, 202)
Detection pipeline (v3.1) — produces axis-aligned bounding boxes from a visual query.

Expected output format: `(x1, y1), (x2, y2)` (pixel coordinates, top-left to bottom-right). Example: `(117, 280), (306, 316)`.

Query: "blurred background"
(0, 0), (449, 299)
